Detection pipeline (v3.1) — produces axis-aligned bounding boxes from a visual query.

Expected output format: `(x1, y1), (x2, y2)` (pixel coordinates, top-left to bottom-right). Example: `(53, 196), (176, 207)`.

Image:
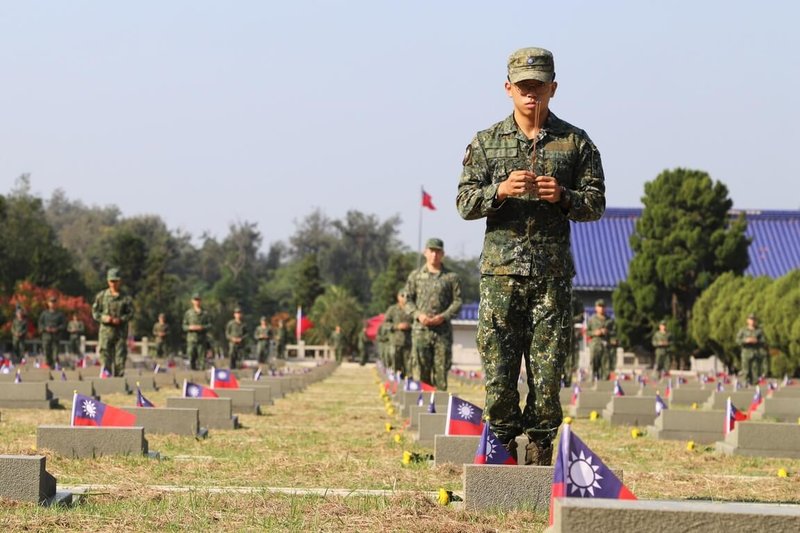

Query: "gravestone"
(0, 382), (60, 409)
(434, 435), (528, 467)
(647, 409), (726, 444)
(47, 380), (95, 400)
(668, 388), (713, 406)
(0, 455), (72, 505)
(122, 406), (206, 437)
(88, 377), (129, 395)
(166, 397), (238, 430)
(213, 388), (261, 415)
(716, 421), (800, 458)
(415, 413), (447, 448)
(750, 398), (800, 422)
(567, 391), (612, 418)
(602, 397), (659, 426)
(704, 390), (757, 410)
(37, 426), (149, 458)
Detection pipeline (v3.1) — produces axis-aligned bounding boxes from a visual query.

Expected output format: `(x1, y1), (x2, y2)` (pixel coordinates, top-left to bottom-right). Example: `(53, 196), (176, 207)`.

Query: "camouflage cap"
(233, 306), (242, 313)
(508, 47), (555, 84)
(260, 316), (267, 322)
(106, 268), (121, 281)
(748, 313), (757, 320)
(192, 292), (201, 300)
(425, 237), (444, 250)
(48, 296), (57, 302)
(595, 298), (606, 307)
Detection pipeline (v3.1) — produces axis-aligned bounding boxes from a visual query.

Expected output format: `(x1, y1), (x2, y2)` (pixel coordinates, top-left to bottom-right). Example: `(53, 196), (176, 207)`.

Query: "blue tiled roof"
(571, 208), (800, 290)
(456, 208), (800, 319)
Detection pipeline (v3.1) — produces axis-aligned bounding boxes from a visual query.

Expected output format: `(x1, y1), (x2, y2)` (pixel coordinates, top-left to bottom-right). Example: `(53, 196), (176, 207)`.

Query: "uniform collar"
(500, 111), (570, 138)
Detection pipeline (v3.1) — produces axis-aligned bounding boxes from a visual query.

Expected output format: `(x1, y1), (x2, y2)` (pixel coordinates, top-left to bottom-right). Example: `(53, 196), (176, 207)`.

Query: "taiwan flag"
(613, 380), (625, 397)
(445, 395), (484, 436)
(71, 393), (137, 427)
(404, 377), (435, 392)
(14, 370), (21, 383)
(421, 188), (436, 210)
(725, 397), (748, 434)
(664, 379), (672, 399)
(655, 393), (668, 415)
(474, 423), (516, 465)
(550, 423), (636, 525)
(136, 386), (155, 408)
(570, 384), (580, 406)
(100, 366), (112, 378)
(748, 386), (763, 414)
(211, 367), (239, 389)
(183, 380), (219, 398)
(254, 367), (262, 381)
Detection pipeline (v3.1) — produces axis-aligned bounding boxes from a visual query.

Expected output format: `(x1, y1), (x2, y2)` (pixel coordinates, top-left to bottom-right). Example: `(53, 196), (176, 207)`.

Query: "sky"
(1, 1), (798, 259)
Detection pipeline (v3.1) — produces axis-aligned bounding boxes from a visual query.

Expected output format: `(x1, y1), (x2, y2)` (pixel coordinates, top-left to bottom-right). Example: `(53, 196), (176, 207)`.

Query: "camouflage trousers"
(98, 326), (127, 377)
(391, 344), (411, 377)
(11, 337), (25, 363)
(256, 340), (269, 363)
(69, 335), (81, 356)
(411, 327), (451, 391)
(654, 348), (671, 373)
(154, 340), (167, 358)
(187, 339), (207, 370)
(741, 350), (765, 384)
(590, 341), (612, 380)
(478, 275), (571, 446)
(41, 334), (60, 368)
(228, 342), (245, 369)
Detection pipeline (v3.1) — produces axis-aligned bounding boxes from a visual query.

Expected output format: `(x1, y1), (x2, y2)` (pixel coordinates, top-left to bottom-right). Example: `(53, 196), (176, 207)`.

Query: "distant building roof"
(456, 208), (800, 320)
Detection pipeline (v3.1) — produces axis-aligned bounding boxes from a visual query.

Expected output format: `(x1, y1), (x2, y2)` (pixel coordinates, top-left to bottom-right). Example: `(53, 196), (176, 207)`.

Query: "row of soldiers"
(7, 269), (292, 377)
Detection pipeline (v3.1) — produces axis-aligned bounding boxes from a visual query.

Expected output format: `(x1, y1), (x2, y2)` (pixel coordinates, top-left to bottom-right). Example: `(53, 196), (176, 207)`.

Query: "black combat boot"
(524, 440), (553, 466)
(502, 439), (518, 464)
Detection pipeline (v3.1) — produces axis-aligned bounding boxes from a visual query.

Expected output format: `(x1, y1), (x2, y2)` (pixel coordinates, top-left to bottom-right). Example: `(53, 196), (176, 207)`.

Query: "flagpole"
(418, 186), (423, 267)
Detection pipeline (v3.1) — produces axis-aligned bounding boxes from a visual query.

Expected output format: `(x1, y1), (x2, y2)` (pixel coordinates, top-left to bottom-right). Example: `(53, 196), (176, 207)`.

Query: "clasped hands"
(497, 171), (561, 202)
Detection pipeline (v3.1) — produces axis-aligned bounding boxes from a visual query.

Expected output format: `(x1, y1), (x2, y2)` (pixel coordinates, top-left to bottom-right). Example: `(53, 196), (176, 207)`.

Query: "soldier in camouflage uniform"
(225, 307), (248, 369)
(183, 293), (212, 370)
(652, 320), (672, 374)
(377, 320), (392, 368)
(404, 238), (462, 391)
(357, 325), (370, 366)
(274, 319), (287, 360)
(737, 313), (768, 384)
(587, 299), (615, 380)
(383, 290), (413, 376)
(329, 325), (345, 363)
(152, 313), (169, 358)
(91, 268), (135, 377)
(11, 307), (29, 364)
(67, 313), (85, 356)
(562, 293), (585, 387)
(456, 47), (605, 465)
(38, 296), (66, 368)
(254, 316), (272, 363)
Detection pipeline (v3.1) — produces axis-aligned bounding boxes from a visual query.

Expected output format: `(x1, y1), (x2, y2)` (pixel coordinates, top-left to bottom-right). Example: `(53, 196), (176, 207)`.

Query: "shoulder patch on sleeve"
(462, 144), (473, 166)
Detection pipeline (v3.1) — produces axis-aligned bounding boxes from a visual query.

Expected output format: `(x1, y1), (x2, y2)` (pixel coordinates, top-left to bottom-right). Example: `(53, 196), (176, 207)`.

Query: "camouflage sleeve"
(607, 318), (616, 338)
(564, 135), (605, 222)
(38, 312), (45, 332)
(225, 320), (233, 340)
(439, 274), (462, 321)
(383, 306), (396, 330)
(201, 312), (212, 331)
(182, 310), (191, 332)
(91, 292), (104, 323)
(120, 297), (134, 323)
(735, 328), (745, 347)
(456, 135), (504, 220)
(403, 272), (420, 319)
(651, 332), (659, 348)
(758, 329), (767, 347)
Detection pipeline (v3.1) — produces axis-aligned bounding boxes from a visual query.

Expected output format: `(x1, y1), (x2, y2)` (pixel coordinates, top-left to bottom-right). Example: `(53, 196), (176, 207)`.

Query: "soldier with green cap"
(152, 313), (170, 358)
(91, 268), (135, 376)
(67, 312), (85, 356)
(11, 306), (29, 364)
(273, 318), (287, 359)
(38, 296), (66, 368)
(652, 320), (672, 374)
(254, 316), (272, 364)
(383, 290), (413, 376)
(587, 299), (615, 380)
(183, 293), (211, 370)
(404, 237), (462, 390)
(329, 325), (345, 363)
(456, 47), (605, 465)
(737, 313), (767, 384)
(225, 307), (248, 369)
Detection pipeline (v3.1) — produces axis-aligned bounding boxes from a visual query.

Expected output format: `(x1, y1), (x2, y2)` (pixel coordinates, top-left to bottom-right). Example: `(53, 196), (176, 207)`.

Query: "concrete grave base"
(0, 398), (61, 409)
(166, 397), (238, 430)
(122, 407), (204, 437)
(88, 377), (129, 395)
(0, 455), (73, 505)
(47, 380), (95, 400)
(750, 398), (800, 423)
(602, 396), (658, 426)
(547, 498), (800, 533)
(567, 391), (612, 418)
(124, 375), (157, 391)
(464, 464), (623, 511)
(648, 410), (725, 444)
(716, 421), (800, 458)
(434, 435), (529, 467)
(415, 413), (447, 448)
(247, 378), (285, 399)
(668, 387), (713, 406)
(213, 389), (261, 415)
(235, 381), (274, 405)
(37, 426), (149, 458)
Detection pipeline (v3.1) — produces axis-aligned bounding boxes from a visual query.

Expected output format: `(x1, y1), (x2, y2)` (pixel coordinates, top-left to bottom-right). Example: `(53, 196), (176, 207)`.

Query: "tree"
(368, 251), (417, 315)
(293, 253), (324, 310)
(613, 168), (750, 367)
(308, 285), (363, 354)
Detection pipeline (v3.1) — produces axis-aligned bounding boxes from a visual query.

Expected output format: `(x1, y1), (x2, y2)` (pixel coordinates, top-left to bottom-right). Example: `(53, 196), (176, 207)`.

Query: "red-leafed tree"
(1, 281), (95, 338)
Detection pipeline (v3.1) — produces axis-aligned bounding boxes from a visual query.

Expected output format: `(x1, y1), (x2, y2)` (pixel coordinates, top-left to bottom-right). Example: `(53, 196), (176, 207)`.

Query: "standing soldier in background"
(254, 316), (271, 364)
(274, 319), (287, 360)
(329, 325), (345, 363)
(11, 306), (29, 364)
(38, 296), (66, 368)
(92, 268), (135, 377)
(67, 312), (85, 357)
(562, 293), (584, 387)
(652, 320), (672, 375)
(404, 238), (462, 390)
(183, 293), (211, 370)
(152, 313), (170, 358)
(456, 47), (605, 464)
(225, 307), (247, 369)
(377, 320), (391, 368)
(384, 290), (413, 377)
(588, 299), (615, 380)
(737, 313), (767, 384)
(357, 324), (370, 366)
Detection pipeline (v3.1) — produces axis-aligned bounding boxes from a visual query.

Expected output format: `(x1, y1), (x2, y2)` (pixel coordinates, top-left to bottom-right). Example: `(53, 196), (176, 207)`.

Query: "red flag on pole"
(421, 189), (436, 210)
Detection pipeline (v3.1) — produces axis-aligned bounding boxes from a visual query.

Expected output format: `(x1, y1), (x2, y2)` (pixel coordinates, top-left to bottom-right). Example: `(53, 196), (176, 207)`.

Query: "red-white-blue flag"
(748, 386), (763, 413)
(211, 367), (239, 389)
(474, 423), (516, 465)
(60, 370), (67, 381)
(550, 423), (636, 525)
(14, 370), (21, 384)
(183, 380), (219, 398)
(664, 379), (672, 399)
(404, 377), (435, 392)
(136, 386), (155, 408)
(100, 366), (111, 379)
(416, 392), (424, 407)
(421, 188), (436, 210)
(725, 397), (748, 435)
(445, 395), (483, 436)
(254, 367), (262, 381)
(427, 392), (437, 413)
(655, 392), (668, 415)
(613, 380), (625, 397)
(570, 384), (580, 406)
(716, 381), (724, 393)
(71, 392), (137, 427)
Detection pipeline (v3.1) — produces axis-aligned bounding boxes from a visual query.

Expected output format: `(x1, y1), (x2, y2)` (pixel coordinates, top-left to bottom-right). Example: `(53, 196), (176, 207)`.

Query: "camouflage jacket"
(226, 319), (248, 343)
(383, 303), (413, 347)
(152, 322), (169, 341)
(254, 325), (271, 342)
(652, 331), (671, 350)
(12, 317), (28, 339)
(404, 264), (462, 332)
(737, 327), (767, 353)
(456, 112), (605, 277)
(92, 289), (134, 329)
(587, 314), (615, 344)
(183, 307), (211, 341)
(38, 309), (66, 337)
(67, 320), (85, 336)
